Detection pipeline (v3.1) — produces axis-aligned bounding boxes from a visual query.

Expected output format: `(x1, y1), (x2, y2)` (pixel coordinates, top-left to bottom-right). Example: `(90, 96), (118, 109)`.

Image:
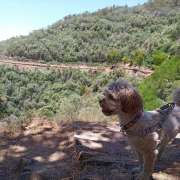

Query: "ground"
(0, 118), (179, 180)
(75, 121), (180, 180)
(0, 118), (74, 180)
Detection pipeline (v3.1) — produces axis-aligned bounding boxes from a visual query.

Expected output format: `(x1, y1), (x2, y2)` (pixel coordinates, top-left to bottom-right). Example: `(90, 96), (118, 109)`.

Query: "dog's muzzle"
(99, 99), (114, 116)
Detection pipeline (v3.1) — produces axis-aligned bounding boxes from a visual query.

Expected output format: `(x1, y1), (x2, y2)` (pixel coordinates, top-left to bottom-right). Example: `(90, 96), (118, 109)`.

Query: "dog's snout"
(98, 96), (105, 105)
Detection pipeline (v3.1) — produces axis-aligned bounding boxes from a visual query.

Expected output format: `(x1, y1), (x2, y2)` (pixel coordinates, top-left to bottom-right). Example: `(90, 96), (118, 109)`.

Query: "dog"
(99, 79), (180, 180)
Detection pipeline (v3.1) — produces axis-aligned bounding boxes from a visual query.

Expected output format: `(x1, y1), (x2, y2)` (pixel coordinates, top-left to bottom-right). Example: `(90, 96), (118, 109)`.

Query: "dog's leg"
(157, 135), (170, 160)
(137, 151), (143, 169)
(138, 151), (157, 180)
(131, 151), (143, 174)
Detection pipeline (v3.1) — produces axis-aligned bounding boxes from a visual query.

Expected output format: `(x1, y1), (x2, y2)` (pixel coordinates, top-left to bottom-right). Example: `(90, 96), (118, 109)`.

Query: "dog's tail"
(173, 88), (180, 106)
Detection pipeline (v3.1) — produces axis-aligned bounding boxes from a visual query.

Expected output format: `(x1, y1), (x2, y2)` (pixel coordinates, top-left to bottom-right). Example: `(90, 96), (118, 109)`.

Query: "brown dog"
(99, 79), (180, 180)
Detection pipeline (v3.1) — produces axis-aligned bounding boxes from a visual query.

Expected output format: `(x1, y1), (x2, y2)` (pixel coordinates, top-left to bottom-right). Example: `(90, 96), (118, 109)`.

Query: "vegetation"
(0, 0), (179, 66)
(0, 56), (179, 120)
(0, 66), (125, 120)
(0, 0), (179, 122)
(139, 57), (180, 110)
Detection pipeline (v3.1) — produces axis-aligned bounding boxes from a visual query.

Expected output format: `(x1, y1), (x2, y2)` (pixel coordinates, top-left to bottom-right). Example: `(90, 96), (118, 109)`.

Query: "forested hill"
(0, 0), (180, 65)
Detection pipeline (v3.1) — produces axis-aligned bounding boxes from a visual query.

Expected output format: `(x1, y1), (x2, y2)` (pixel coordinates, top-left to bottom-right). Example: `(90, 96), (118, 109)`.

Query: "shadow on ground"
(0, 118), (74, 180)
(74, 121), (180, 180)
(0, 119), (179, 180)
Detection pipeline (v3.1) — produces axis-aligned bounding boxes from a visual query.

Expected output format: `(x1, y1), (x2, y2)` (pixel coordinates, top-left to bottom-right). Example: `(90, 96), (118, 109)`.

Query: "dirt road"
(0, 58), (153, 77)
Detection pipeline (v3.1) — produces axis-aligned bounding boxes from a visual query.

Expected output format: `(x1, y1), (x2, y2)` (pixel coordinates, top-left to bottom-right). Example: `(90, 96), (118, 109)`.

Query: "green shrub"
(152, 51), (169, 65)
(132, 49), (145, 66)
(139, 57), (180, 110)
(107, 49), (122, 63)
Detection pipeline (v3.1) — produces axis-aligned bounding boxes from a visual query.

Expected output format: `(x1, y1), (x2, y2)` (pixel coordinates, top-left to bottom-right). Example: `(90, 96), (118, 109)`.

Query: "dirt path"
(75, 121), (180, 180)
(0, 57), (153, 77)
(0, 119), (179, 180)
(0, 118), (74, 180)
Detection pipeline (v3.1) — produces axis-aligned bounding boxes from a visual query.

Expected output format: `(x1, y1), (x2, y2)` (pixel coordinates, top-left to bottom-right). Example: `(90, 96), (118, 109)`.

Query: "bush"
(139, 57), (180, 110)
(107, 49), (122, 63)
(152, 51), (169, 65)
(132, 49), (145, 66)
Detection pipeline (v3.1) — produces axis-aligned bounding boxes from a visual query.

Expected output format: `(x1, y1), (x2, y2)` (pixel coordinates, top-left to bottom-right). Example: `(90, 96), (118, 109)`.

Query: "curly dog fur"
(99, 79), (180, 180)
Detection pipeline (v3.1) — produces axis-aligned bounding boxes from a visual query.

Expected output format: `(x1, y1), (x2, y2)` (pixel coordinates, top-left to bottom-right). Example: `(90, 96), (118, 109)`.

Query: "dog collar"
(121, 112), (142, 132)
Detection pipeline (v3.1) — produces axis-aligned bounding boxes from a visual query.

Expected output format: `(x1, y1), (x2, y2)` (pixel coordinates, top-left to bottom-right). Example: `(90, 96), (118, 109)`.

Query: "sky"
(0, 0), (147, 41)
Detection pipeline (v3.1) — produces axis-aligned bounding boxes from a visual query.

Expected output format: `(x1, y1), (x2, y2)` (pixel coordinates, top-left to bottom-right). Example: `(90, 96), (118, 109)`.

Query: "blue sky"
(0, 0), (147, 41)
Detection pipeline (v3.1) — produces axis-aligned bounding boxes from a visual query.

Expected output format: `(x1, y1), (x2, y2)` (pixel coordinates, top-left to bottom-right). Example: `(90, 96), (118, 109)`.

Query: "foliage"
(0, 66), (126, 119)
(0, 1), (180, 122)
(0, 2), (179, 66)
(0, 56), (179, 120)
(152, 51), (169, 65)
(107, 49), (122, 63)
(132, 49), (145, 66)
(139, 57), (180, 110)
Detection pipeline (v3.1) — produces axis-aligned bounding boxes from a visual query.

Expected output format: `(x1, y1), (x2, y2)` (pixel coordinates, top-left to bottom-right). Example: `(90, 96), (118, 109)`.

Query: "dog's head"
(99, 79), (143, 116)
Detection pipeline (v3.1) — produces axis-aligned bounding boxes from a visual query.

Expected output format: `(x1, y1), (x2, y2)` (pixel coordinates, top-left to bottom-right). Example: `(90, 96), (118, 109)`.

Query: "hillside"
(0, 66), (129, 119)
(139, 57), (180, 110)
(0, 56), (179, 120)
(0, 0), (179, 65)
(0, 58), (179, 179)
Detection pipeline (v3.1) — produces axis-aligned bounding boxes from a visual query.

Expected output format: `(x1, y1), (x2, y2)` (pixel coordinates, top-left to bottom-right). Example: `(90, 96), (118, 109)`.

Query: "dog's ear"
(120, 88), (143, 115)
